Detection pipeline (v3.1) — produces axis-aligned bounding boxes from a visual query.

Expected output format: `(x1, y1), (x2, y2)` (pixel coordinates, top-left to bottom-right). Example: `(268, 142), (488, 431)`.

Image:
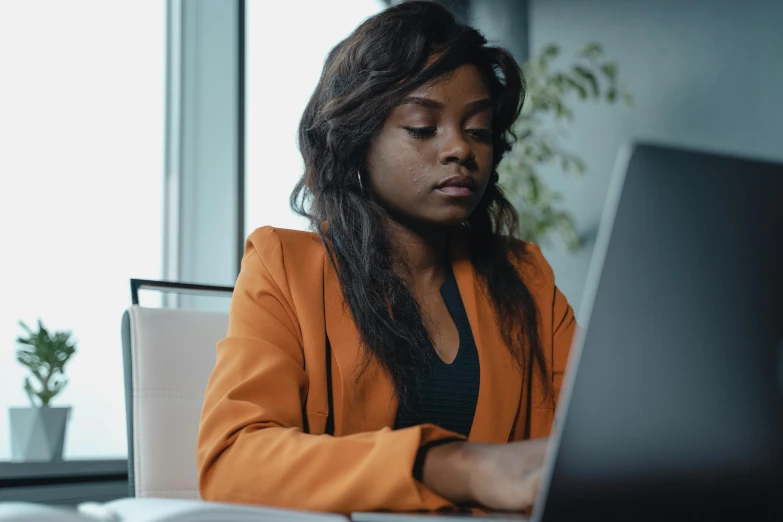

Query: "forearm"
(420, 441), (475, 505)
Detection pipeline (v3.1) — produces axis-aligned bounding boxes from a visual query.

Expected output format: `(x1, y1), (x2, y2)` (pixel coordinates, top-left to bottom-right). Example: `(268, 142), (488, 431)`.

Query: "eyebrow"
(400, 96), (493, 115)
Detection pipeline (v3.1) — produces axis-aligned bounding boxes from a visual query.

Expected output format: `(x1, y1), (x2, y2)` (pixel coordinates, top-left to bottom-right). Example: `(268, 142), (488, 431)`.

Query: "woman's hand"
(464, 438), (549, 511)
(421, 438), (549, 512)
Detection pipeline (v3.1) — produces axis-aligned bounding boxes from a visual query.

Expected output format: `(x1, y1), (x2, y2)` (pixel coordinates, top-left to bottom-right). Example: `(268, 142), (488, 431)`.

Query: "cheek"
(405, 152), (437, 199)
(373, 139), (432, 192)
(478, 148), (495, 177)
(478, 143), (495, 166)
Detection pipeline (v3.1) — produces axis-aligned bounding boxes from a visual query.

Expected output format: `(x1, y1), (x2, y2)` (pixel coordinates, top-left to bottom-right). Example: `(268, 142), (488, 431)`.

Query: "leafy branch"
(16, 320), (77, 407)
(498, 42), (632, 250)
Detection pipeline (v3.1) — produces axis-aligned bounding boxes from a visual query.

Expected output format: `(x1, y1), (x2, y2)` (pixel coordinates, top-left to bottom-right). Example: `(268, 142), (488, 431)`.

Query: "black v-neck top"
(393, 269), (481, 438)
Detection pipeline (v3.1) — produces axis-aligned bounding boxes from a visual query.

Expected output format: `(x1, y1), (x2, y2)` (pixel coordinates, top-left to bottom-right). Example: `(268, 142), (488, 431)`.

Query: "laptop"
(353, 142), (783, 522)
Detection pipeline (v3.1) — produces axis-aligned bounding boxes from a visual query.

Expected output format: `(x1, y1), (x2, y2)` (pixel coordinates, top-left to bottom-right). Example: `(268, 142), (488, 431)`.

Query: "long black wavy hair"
(291, 0), (548, 406)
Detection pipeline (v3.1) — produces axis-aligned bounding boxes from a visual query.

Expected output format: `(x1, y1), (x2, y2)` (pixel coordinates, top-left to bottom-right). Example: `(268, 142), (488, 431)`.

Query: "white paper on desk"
(78, 497), (350, 522)
(0, 502), (93, 522)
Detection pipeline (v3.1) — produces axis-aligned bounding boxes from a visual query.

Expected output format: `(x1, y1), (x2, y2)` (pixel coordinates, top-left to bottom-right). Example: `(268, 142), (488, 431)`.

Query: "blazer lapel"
(449, 230), (524, 443)
(323, 256), (398, 436)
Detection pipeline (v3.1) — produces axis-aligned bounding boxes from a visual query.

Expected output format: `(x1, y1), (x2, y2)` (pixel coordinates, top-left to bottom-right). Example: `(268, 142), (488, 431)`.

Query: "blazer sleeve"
(551, 283), (576, 405)
(196, 228), (461, 514)
(527, 243), (577, 406)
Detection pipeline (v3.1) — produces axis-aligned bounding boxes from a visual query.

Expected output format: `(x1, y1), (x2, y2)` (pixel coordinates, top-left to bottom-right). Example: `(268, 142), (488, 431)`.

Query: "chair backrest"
(121, 302), (229, 499)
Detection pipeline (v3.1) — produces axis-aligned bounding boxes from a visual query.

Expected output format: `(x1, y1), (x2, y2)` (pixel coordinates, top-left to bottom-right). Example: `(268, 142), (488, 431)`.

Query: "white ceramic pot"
(9, 406), (71, 461)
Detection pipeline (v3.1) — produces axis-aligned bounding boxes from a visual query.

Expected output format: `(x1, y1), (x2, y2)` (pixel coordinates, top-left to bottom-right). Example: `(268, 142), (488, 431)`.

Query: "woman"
(197, 0), (576, 515)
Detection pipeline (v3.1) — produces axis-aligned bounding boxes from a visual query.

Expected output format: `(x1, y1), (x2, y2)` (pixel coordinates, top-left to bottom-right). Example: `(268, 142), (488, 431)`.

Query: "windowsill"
(0, 459), (129, 506)
(0, 459), (127, 483)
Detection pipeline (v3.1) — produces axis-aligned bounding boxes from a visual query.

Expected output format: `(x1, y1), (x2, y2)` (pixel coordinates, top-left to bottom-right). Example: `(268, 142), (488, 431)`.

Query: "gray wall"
(529, 0), (783, 316)
(470, 0), (529, 62)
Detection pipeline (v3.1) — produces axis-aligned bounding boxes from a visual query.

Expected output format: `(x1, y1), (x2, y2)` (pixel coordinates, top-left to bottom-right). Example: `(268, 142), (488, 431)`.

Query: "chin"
(427, 208), (475, 227)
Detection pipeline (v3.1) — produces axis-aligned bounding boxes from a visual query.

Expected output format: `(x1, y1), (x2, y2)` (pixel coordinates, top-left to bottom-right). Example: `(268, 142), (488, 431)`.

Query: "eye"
(467, 128), (493, 143)
(404, 127), (436, 139)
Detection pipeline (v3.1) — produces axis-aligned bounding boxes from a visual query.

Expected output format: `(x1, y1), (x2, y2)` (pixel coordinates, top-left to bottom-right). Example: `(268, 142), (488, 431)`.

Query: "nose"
(437, 129), (474, 167)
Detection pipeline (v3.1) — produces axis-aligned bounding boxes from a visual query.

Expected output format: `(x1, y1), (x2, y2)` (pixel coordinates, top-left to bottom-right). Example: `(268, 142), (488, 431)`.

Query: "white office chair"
(121, 280), (233, 499)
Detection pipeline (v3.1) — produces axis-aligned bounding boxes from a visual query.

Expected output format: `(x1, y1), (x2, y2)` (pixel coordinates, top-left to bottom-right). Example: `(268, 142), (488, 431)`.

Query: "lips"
(435, 175), (477, 197)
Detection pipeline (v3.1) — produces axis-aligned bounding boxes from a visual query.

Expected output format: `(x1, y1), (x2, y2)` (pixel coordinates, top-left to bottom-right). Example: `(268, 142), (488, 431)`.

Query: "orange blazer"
(197, 226), (577, 514)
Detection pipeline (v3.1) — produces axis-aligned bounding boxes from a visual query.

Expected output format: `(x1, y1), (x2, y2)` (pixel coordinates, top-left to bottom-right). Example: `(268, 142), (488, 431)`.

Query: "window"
(244, 0), (387, 233)
(0, 0), (165, 461)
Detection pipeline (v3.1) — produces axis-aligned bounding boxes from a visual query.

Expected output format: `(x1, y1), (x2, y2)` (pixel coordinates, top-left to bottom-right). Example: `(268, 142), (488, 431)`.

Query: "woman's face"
(364, 63), (494, 228)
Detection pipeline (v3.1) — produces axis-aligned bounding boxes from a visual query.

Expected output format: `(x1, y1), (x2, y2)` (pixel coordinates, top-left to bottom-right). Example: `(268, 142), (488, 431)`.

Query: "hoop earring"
(357, 170), (364, 193)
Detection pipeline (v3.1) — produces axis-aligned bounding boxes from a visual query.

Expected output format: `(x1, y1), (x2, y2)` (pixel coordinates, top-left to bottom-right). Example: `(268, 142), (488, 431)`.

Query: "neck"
(385, 218), (449, 287)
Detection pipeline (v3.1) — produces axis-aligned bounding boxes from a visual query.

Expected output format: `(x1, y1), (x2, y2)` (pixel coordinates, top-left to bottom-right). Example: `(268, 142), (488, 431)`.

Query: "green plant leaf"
(37, 319), (49, 339)
(573, 66), (600, 98)
(541, 44), (560, 61)
(23, 378), (37, 407)
(48, 379), (67, 402)
(564, 77), (588, 99)
(579, 42), (603, 59)
(600, 63), (617, 81)
(553, 100), (573, 120)
(18, 320), (34, 336)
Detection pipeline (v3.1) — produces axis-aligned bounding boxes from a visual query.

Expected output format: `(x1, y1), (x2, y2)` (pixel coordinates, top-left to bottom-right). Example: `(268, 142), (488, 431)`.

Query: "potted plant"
(499, 42), (632, 250)
(9, 319), (77, 461)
